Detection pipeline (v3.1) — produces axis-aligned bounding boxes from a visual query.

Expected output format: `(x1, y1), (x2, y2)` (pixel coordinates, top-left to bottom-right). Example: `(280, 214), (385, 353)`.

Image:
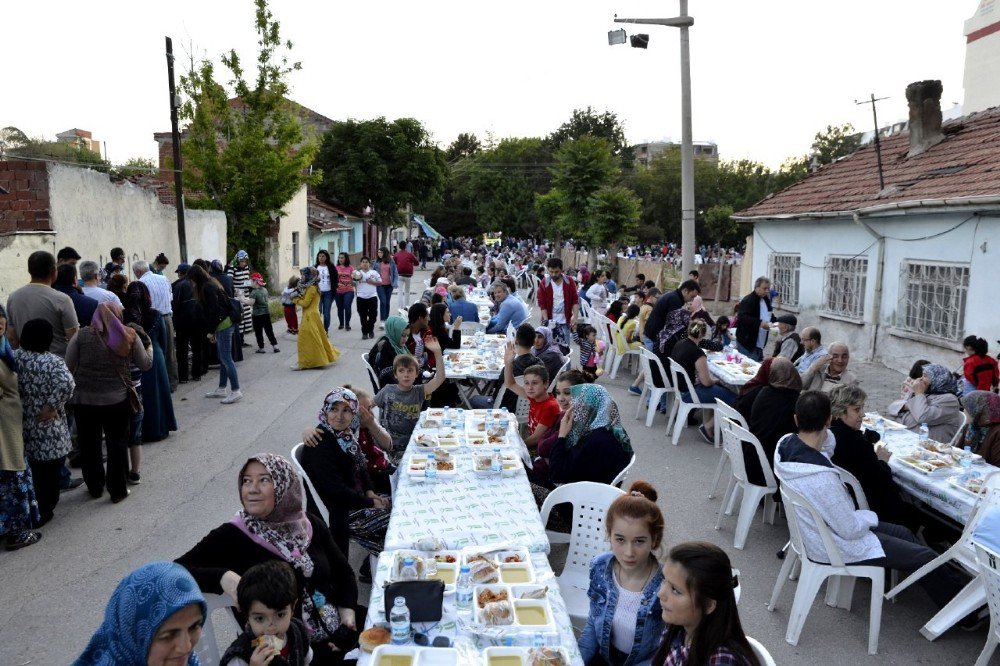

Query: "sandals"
(6, 531), (42, 551)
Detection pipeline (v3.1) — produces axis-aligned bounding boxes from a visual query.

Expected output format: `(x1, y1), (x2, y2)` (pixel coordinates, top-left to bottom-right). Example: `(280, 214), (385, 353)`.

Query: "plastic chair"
(745, 636), (776, 666)
(291, 443), (330, 525)
(539, 481), (625, 629)
(494, 376), (530, 425)
(709, 400), (748, 499)
(577, 298), (592, 324)
(767, 469), (885, 654)
(715, 418), (778, 550)
(195, 593), (239, 666)
(973, 542), (1000, 666)
(884, 473), (1000, 640)
(666, 359), (720, 446)
(611, 454), (637, 488)
(547, 358), (571, 395)
(635, 349), (674, 428)
(361, 353), (380, 393)
(608, 319), (641, 379)
(949, 410), (970, 448)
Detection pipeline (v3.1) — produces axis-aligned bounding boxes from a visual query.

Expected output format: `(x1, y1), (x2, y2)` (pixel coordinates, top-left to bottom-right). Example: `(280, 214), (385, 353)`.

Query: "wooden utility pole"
(165, 36), (188, 262)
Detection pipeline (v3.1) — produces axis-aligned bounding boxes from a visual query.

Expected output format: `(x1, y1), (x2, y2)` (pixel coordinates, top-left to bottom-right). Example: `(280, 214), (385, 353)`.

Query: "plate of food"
(948, 472), (987, 496)
(473, 453), (520, 476)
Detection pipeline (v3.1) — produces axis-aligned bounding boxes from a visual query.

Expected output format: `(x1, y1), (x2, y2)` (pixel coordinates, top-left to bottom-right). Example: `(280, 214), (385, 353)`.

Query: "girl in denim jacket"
(579, 481), (665, 666)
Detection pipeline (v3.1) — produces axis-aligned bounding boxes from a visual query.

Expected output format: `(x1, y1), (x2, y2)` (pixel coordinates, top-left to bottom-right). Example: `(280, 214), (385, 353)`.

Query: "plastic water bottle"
(499, 407), (510, 429)
(390, 596), (411, 644)
(532, 633), (545, 649)
(961, 446), (974, 469)
(918, 423), (930, 444)
(400, 558), (418, 581)
(456, 565), (473, 611)
(491, 447), (503, 475)
(425, 453), (438, 481)
(875, 417), (885, 438)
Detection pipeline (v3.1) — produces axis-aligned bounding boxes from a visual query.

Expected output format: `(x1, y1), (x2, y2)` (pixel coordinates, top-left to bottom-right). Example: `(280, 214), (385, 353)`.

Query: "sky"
(2, 1), (980, 169)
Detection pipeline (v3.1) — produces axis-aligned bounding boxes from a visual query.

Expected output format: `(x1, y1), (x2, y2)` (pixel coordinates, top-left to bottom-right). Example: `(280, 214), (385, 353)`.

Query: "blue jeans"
(735, 341), (763, 362)
(335, 291), (355, 327)
(642, 336), (655, 352)
(216, 325), (240, 391)
(682, 383), (737, 406)
(320, 290), (334, 331)
(377, 285), (394, 321)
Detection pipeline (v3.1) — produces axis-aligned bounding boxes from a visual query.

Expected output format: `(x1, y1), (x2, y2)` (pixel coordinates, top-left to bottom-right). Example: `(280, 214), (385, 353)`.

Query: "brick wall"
(0, 160), (52, 233)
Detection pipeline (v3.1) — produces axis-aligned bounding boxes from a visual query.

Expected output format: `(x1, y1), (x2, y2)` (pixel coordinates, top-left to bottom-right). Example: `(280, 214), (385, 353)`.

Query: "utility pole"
(165, 36), (188, 262)
(856, 93), (888, 191)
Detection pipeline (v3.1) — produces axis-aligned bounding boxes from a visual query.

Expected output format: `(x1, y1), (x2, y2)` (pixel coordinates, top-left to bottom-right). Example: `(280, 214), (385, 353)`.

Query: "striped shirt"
(139, 271), (173, 314)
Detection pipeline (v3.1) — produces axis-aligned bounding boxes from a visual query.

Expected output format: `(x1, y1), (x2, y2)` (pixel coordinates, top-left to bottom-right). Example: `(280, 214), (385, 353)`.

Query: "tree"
(781, 122), (862, 177)
(546, 107), (632, 162)
(316, 117), (447, 246)
(178, 0), (317, 273)
(1, 126), (110, 171)
(111, 157), (158, 180)
(535, 135), (618, 241)
(445, 133), (481, 162)
(584, 185), (641, 248)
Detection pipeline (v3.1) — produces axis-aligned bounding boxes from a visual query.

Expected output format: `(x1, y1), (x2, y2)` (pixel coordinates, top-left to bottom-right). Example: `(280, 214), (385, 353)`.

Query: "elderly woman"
(886, 363), (965, 443)
(66, 303), (152, 504)
(547, 384), (632, 485)
(292, 266), (340, 370)
(13, 319), (75, 526)
(961, 391), (1000, 466)
(746, 358), (802, 486)
(300, 388), (391, 558)
(828, 384), (916, 529)
(75, 561), (206, 666)
(175, 453), (358, 664)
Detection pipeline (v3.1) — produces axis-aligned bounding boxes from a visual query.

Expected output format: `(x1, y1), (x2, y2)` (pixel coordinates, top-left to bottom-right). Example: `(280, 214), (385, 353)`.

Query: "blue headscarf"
(75, 561), (206, 666)
(0, 303), (16, 372)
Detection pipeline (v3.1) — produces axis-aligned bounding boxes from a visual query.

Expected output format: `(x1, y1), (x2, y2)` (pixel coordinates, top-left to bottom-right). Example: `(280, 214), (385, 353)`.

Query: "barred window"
(897, 261), (969, 341)
(822, 256), (867, 319)
(768, 253), (801, 308)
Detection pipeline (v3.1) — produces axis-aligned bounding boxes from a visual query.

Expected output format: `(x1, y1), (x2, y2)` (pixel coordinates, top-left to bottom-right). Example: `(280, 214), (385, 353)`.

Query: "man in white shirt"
(795, 326), (828, 374)
(135, 259), (178, 391)
(80, 260), (123, 307)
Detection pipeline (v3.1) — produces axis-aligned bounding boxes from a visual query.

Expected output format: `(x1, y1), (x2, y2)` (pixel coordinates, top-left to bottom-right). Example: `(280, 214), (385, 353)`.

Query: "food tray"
(472, 453), (521, 477)
(473, 586), (554, 631)
(372, 645), (459, 666)
(483, 647), (571, 666)
(387, 550), (462, 594)
(896, 454), (956, 476)
(863, 413), (908, 430)
(407, 454), (459, 480)
(948, 472), (988, 496)
(462, 548), (534, 584)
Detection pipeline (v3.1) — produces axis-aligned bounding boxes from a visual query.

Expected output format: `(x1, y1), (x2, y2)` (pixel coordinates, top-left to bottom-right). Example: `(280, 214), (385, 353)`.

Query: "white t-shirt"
(356, 269), (380, 299)
(317, 265), (332, 292)
(586, 283), (609, 316)
(611, 572), (643, 654)
(550, 278), (567, 324)
(757, 298), (770, 349)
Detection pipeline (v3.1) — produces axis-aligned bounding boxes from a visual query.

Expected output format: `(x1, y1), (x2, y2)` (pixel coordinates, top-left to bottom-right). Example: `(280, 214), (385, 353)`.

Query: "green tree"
(546, 107), (632, 162)
(445, 133), (481, 162)
(178, 0), (317, 273)
(2, 126), (110, 171)
(584, 185), (641, 247)
(111, 157), (158, 179)
(535, 135), (618, 242)
(781, 122), (862, 178)
(316, 117), (447, 245)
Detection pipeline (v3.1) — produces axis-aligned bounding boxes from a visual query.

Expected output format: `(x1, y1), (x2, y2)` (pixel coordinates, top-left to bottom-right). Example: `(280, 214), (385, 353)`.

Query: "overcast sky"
(3, 1), (979, 168)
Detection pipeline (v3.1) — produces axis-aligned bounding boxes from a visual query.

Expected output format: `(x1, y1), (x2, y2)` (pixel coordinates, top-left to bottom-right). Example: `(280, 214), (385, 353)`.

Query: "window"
(897, 261), (969, 341)
(768, 253), (801, 308)
(291, 232), (299, 267)
(822, 256), (868, 319)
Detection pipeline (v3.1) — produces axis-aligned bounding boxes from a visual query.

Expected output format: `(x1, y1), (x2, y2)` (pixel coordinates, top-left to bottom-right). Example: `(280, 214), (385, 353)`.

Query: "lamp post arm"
(613, 17), (694, 27)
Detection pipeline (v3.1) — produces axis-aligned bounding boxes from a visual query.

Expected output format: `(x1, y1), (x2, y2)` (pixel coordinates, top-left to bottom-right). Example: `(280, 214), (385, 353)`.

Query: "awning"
(411, 214), (441, 239)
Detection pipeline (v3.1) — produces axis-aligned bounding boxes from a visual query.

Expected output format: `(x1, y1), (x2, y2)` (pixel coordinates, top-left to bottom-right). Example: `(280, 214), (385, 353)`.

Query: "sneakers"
(60, 477), (85, 493)
(698, 425), (713, 444)
(272, 346), (280, 353)
(221, 390), (244, 404)
(127, 471), (142, 485)
(255, 348), (266, 354)
(205, 387), (228, 398)
(628, 386), (642, 396)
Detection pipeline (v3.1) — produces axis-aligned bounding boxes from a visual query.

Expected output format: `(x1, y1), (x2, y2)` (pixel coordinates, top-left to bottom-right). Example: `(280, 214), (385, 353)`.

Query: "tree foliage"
(1, 126), (110, 171)
(535, 135), (619, 242)
(445, 133), (481, 162)
(781, 122), (862, 176)
(584, 185), (641, 248)
(316, 117), (447, 245)
(178, 0), (317, 273)
(111, 157), (158, 180)
(546, 107), (631, 160)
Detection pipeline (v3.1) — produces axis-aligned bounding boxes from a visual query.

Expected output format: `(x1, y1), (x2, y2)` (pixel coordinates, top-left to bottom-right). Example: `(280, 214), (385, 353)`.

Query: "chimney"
(905, 80), (944, 157)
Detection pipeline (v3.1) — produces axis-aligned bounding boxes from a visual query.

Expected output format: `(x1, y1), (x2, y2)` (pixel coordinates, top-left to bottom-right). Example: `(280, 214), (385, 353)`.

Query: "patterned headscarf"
(0, 303), (16, 372)
(318, 387), (361, 453)
(74, 561), (205, 666)
(923, 363), (958, 395)
(384, 315), (410, 355)
(567, 384), (633, 454)
(533, 326), (561, 356)
(963, 390), (1000, 453)
(296, 266), (318, 296)
(768, 357), (803, 391)
(91, 302), (136, 358)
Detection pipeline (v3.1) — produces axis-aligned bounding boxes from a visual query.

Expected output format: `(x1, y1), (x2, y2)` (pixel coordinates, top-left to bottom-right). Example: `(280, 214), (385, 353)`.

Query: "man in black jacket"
(171, 263), (201, 382)
(641, 278), (699, 350)
(735, 276), (774, 361)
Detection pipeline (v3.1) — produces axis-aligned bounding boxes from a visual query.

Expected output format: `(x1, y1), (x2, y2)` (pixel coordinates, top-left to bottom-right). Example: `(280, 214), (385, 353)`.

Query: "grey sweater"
(65, 327), (152, 406)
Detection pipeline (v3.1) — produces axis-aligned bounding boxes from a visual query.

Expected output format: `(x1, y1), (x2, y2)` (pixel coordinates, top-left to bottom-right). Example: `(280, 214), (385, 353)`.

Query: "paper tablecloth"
(706, 352), (760, 387)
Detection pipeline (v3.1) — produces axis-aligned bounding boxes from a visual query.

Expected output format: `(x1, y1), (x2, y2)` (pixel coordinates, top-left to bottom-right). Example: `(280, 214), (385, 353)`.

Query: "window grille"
(768, 254), (801, 307)
(897, 261), (969, 341)
(291, 231), (299, 267)
(822, 256), (867, 319)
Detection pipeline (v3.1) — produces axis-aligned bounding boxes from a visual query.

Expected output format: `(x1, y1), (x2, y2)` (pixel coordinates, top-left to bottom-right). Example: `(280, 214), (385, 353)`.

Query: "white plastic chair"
(768, 468), (885, 654)
(611, 454), (637, 488)
(539, 481), (625, 629)
(667, 359), (720, 446)
(635, 349), (674, 428)
(745, 636), (776, 666)
(709, 400), (748, 499)
(291, 443), (330, 524)
(494, 376), (530, 425)
(884, 473), (1000, 640)
(608, 319), (641, 379)
(547, 357), (571, 395)
(973, 542), (1000, 666)
(195, 593), (239, 666)
(949, 410), (970, 448)
(361, 352), (380, 393)
(577, 298), (592, 324)
(715, 418), (778, 550)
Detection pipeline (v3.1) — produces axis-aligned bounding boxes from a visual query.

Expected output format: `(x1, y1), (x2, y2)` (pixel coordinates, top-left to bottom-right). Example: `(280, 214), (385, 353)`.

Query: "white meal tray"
(371, 645), (458, 666)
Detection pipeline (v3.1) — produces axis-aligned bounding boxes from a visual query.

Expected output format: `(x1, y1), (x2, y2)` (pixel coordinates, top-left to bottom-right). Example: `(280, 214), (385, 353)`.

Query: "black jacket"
(220, 617), (310, 666)
(642, 288), (685, 342)
(548, 428), (630, 485)
(171, 278), (197, 332)
(735, 291), (772, 352)
(54, 284), (98, 328)
(747, 386), (800, 485)
(830, 419), (912, 526)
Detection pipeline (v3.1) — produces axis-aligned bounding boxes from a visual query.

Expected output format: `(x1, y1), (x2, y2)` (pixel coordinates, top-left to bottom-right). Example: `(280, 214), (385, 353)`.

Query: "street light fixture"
(608, 28), (627, 45)
(611, 1), (697, 276)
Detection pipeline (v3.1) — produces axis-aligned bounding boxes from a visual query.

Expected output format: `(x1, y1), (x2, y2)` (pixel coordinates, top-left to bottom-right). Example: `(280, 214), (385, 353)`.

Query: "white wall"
(266, 184), (309, 292)
(963, 2), (1000, 114)
(0, 164), (226, 304)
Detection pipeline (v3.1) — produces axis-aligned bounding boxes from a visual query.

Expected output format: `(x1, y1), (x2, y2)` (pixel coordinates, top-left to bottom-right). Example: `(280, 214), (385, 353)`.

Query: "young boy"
(374, 341), (445, 464)
(221, 560), (312, 666)
(249, 273), (279, 354)
(281, 276), (299, 334)
(503, 343), (560, 450)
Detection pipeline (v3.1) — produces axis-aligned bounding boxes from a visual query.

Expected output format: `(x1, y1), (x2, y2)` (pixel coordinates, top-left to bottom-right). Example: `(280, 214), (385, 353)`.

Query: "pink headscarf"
(90, 302), (136, 358)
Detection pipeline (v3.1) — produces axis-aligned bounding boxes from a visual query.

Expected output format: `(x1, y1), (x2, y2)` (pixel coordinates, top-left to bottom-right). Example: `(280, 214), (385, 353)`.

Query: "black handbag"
(383, 580), (445, 622)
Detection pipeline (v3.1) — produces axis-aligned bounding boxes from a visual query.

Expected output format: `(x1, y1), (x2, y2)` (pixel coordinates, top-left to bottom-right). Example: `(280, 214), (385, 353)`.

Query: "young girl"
(579, 481), (666, 666)
(248, 273), (279, 354)
(281, 276), (299, 334)
(573, 324), (599, 381)
(653, 542), (760, 666)
(962, 335), (999, 395)
(355, 257), (381, 340)
(334, 252), (356, 332)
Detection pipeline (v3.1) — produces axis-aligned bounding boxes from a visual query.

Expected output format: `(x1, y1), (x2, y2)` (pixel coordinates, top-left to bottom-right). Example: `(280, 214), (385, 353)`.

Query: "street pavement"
(0, 267), (988, 665)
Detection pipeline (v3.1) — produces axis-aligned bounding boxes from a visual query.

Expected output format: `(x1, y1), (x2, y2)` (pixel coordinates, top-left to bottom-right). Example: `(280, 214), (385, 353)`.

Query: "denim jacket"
(374, 259), (399, 288)
(578, 552), (664, 666)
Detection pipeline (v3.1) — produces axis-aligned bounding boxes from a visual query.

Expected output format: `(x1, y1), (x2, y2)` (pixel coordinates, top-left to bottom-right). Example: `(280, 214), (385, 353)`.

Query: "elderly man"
(795, 327), (827, 374)
(801, 341), (858, 392)
(735, 276), (774, 361)
(80, 261), (122, 307)
(771, 314), (803, 362)
(134, 260), (178, 391)
(486, 282), (527, 334)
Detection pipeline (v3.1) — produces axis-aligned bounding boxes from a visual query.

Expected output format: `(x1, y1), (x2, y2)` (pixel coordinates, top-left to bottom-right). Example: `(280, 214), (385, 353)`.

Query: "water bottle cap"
(395, 596), (406, 605)
(460, 565), (470, 573)
(403, 558), (415, 566)
(428, 453), (435, 459)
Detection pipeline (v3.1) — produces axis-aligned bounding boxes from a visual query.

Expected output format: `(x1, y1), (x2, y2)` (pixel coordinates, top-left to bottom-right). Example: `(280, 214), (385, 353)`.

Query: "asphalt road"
(0, 267), (989, 665)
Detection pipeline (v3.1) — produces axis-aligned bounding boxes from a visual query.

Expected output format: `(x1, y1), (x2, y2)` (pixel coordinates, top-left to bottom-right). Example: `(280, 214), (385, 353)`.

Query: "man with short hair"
(5, 250), (79, 356)
(536, 257), (580, 355)
(772, 314), (803, 362)
(53, 264), (98, 327)
(56, 246), (81, 267)
(642, 278), (699, 352)
(734, 276), (774, 361)
(134, 260), (178, 391)
(394, 241), (419, 311)
(801, 341), (858, 393)
(795, 327), (827, 374)
(454, 266), (477, 287)
(151, 253), (170, 275)
(486, 282), (527, 334)
(80, 260), (123, 307)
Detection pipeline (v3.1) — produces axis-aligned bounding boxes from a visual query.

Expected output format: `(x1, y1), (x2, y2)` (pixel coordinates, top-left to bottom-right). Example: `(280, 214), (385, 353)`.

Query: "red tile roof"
(734, 107), (1000, 219)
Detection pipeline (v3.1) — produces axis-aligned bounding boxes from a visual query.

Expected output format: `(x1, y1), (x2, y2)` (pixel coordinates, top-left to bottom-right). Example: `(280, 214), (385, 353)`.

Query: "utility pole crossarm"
(614, 17), (694, 27)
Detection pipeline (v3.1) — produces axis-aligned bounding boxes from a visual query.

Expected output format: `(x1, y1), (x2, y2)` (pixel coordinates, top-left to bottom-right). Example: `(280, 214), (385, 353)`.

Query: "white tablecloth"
(445, 335), (507, 381)
(706, 352), (760, 387)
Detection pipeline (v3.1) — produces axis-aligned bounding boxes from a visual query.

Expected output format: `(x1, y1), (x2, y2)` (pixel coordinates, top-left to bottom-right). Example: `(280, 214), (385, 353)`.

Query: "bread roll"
(360, 626), (391, 652)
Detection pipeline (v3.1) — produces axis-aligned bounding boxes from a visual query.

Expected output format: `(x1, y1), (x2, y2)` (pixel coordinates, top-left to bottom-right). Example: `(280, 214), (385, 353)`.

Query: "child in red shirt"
(502, 345), (560, 450)
(963, 336), (1000, 394)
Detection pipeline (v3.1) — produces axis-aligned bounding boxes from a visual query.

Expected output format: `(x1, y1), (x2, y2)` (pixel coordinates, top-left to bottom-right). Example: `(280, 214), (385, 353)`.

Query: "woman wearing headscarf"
(226, 249), (254, 343)
(746, 357), (802, 486)
(0, 304), (42, 550)
(367, 315), (411, 388)
(547, 384), (633, 485)
(292, 267), (340, 370)
(531, 325), (567, 383)
(735, 358), (774, 422)
(175, 453), (359, 664)
(66, 303), (152, 503)
(300, 388), (391, 557)
(75, 561), (206, 666)
(13, 319), (75, 525)
(887, 363), (965, 442)
(688, 294), (715, 327)
(124, 282), (177, 443)
(961, 391), (1000, 466)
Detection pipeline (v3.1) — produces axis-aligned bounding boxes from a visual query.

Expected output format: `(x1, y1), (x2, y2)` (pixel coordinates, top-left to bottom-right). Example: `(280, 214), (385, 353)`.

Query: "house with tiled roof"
(733, 80), (1000, 374)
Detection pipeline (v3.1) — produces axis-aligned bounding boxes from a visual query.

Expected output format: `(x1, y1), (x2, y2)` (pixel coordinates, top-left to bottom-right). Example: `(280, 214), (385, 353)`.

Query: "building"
(733, 80), (1000, 376)
(308, 195), (365, 264)
(632, 140), (719, 168)
(964, 0), (1000, 114)
(54, 128), (102, 155)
